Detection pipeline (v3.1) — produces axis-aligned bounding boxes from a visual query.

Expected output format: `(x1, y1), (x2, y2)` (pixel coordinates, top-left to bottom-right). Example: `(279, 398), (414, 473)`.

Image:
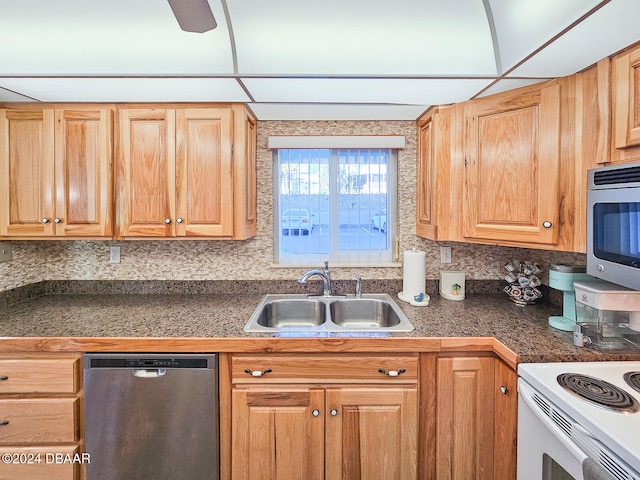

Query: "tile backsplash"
(0, 120), (585, 293)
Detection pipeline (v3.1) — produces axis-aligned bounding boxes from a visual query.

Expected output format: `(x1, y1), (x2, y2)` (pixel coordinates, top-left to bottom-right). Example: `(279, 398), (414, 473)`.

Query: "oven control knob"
(596, 264), (605, 272)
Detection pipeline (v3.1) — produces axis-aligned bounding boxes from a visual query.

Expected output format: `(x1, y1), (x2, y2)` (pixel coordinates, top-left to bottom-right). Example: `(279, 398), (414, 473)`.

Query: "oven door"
(518, 380), (588, 480)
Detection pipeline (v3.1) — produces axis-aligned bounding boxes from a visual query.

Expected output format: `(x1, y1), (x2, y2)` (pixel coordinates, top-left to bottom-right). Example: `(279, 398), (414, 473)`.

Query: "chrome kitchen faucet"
(298, 260), (332, 296)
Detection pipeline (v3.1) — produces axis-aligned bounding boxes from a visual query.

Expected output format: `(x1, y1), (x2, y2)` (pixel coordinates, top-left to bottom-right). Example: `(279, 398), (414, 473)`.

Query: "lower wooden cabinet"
(434, 355), (517, 480)
(229, 354), (419, 480)
(0, 354), (82, 480)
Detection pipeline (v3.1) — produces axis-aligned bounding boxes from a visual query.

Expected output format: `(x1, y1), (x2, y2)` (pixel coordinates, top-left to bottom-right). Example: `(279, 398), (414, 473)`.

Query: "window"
(275, 148), (397, 265)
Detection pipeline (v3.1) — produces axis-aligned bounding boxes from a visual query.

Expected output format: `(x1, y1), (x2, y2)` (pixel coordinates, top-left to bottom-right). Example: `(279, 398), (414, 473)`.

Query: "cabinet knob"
(244, 368), (272, 377)
(0, 420), (8, 426)
(0, 376), (7, 381)
(330, 408), (338, 416)
(378, 368), (406, 377)
(312, 409), (320, 417)
(164, 218), (172, 224)
(41, 218), (50, 224)
(500, 386), (509, 395)
(54, 217), (62, 224)
(542, 221), (553, 228)
(176, 217), (184, 224)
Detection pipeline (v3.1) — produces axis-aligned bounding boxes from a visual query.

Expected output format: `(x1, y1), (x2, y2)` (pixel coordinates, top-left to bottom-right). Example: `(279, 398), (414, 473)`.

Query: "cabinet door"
(231, 387), (324, 480)
(463, 84), (561, 246)
(613, 45), (640, 149)
(325, 387), (418, 480)
(175, 108), (233, 236)
(118, 108), (176, 237)
(54, 108), (112, 236)
(494, 359), (518, 480)
(0, 108), (55, 236)
(416, 107), (452, 241)
(436, 357), (494, 480)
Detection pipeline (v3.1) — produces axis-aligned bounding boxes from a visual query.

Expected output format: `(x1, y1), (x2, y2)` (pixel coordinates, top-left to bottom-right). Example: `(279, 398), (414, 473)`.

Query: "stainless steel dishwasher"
(83, 353), (218, 480)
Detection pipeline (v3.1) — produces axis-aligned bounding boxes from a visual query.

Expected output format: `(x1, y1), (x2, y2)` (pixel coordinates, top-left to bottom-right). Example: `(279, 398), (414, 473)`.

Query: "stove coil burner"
(624, 372), (640, 394)
(557, 373), (640, 414)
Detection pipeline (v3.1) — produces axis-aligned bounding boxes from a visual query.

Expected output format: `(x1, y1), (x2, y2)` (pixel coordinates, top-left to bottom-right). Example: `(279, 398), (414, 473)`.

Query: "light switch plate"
(440, 246), (452, 264)
(0, 242), (12, 263)
(109, 246), (121, 264)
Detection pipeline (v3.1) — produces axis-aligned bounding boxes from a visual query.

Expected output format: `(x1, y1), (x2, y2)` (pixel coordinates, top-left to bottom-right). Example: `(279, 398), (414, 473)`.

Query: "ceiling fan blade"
(167, 0), (217, 33)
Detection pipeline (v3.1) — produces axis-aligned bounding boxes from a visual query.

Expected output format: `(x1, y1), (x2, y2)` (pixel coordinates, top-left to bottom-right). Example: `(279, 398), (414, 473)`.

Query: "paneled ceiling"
(1, 0), (639, 120)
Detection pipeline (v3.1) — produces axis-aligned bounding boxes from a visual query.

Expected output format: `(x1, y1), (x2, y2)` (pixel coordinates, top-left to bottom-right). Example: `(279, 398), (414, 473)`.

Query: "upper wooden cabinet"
(416, 106), (453, 240)
(117, 104), (256, 239)
(613, 43), (640, 150)
(0, 106), (112, 238)
(461, 83), (561, 247)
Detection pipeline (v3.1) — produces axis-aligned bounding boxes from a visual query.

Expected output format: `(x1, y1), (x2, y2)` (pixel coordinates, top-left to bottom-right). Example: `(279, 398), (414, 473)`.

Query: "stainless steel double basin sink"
(244, 293), (414, 333)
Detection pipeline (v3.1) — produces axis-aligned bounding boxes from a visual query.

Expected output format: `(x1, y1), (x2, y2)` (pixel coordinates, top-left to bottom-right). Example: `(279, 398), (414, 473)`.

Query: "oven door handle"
(519, 381), (589, 463)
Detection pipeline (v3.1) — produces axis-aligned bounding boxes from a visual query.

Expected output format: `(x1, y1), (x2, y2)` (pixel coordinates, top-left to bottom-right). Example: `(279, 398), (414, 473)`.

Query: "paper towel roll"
(398, 249), (426, 303)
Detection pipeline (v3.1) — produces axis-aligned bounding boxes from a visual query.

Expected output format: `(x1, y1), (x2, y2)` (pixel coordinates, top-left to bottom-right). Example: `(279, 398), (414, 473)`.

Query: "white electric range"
(518, 361), (640, 480)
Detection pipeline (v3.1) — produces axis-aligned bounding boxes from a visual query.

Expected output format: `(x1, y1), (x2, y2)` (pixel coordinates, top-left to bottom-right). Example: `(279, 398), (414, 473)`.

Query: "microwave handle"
(518, 381), (588, 463)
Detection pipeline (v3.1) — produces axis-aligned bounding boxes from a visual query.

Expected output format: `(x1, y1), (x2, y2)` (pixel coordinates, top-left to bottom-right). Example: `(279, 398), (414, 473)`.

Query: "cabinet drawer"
(232, 354), (418, 384)
(0, 356), (79, 394)
(0, 445), (80, 480)
(0, 399), (78, 444)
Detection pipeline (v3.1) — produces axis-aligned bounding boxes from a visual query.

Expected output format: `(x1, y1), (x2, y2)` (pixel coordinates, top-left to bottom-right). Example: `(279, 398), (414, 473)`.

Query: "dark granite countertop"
(1, 285), (639, 364)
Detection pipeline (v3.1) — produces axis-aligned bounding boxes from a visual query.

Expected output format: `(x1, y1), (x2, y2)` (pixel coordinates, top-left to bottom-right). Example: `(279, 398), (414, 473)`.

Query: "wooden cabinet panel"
(231, 387), (324, 480)
(0, 106), (112, 238)
(118, 105), (255, 239)
(494, 358), (518, 480)
(0, 109), (55, 237)
(0, 398), (78, 444)
(462, 84), (561, 246)
(55, 108), (112, 236)
(436, 356), (494, 480)
(232, 354), (418, 384)
(613, 45), (640, 149)
(118, 108), (176, 237)
(325, 387), (417, 480)
(0, 445), (80, 480)
(176, 108), (233, 236)
(0, 356), (79, 394)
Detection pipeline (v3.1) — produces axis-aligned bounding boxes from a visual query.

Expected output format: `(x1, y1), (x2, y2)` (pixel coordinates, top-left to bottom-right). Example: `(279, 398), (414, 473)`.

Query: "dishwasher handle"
(132, 369), (167, 378)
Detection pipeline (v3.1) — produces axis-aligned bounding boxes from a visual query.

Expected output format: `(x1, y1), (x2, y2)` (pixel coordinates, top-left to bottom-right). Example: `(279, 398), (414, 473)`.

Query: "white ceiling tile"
(509, 0), (640, 77)
(0, 87), (35, 102)
(0, 78), (250, 103)
(0, 0), (233, 75)
(488, 0), (602, 73)
(242, 78), (493, 105)
(247, 104), (429, 121)
(229, 0), (496, 75)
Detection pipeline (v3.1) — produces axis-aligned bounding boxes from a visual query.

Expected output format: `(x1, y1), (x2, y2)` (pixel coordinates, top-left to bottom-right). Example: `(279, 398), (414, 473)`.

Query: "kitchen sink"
(244, 293), (414, 333)
(256, 298), (326, 328)
(330, 298), (402, 328)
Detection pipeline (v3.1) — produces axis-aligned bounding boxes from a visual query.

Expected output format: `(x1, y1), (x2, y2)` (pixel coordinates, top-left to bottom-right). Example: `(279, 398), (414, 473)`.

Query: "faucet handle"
(354, 274), (362, 298)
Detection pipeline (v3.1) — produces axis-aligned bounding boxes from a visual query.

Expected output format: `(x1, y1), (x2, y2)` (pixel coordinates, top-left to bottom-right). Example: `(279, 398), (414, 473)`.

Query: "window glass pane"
(276, 148), (394, 265)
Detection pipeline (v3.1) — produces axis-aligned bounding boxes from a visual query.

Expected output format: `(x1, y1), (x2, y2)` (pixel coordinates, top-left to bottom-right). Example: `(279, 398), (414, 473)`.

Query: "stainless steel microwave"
(587, 161), (640, 291)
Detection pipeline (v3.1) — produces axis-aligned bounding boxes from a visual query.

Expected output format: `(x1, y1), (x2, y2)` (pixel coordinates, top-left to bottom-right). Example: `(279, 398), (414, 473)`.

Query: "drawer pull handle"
(0, 376), (7, 381)
(378, 368), (406, 377)
(244, 368), (272, 377)
(0, 420), (9, 426)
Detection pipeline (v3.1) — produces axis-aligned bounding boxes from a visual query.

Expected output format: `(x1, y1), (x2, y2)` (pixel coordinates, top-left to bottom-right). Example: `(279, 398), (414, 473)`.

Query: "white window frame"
(273, 146), (399, 266)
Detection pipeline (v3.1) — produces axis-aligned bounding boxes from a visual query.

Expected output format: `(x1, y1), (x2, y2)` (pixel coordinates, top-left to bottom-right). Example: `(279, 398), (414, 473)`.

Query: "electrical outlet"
(0, 242), (12, 263)
(440, 246), (452, 264)
(110, 246), (121, 264)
